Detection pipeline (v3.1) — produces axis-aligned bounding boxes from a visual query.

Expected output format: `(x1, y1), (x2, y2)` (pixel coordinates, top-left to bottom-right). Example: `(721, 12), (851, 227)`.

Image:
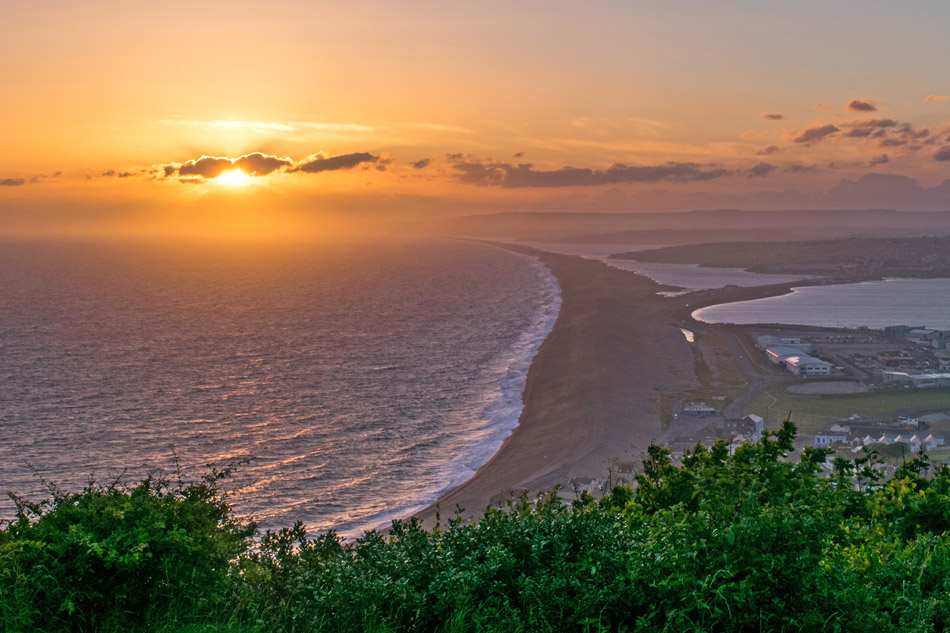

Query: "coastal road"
(717, 327), (792, 420)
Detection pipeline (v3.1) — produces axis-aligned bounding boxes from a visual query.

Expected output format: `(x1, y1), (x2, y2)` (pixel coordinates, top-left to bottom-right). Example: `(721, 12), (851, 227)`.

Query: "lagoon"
(693, 278), (950, 330)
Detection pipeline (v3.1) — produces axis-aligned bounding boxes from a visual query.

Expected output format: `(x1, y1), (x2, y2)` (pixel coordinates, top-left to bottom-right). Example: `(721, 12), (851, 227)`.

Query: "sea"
(0, 239), (561, 537)
(693, 278), (950, 330)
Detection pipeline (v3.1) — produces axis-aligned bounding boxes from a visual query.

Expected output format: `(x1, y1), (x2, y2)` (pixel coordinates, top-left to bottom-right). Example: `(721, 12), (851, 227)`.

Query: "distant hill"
(611, 236), (950, 280)
(434, 209), (950, 243)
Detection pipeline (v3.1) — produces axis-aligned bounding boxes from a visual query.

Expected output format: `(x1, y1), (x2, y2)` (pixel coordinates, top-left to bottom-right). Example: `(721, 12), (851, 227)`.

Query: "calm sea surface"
(693, 278), (950, 330)
(0, 239), (560, 536)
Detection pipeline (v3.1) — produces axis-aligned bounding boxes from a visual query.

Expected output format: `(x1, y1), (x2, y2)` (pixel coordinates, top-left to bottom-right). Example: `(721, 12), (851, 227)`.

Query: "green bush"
(7, 422), (950, 632)
(0, 467), (255, 632)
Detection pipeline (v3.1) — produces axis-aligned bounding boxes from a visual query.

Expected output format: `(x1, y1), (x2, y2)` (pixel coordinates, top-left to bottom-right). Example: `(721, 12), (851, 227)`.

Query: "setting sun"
(215, 169), (252, 187)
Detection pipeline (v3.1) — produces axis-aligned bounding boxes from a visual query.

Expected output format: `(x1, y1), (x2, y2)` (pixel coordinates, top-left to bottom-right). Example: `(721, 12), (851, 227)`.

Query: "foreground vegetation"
(6, 423), (950, 632)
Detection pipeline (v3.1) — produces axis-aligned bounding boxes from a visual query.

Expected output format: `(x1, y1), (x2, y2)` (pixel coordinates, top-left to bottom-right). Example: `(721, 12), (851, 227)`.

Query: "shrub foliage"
(6, 422), (950, 631)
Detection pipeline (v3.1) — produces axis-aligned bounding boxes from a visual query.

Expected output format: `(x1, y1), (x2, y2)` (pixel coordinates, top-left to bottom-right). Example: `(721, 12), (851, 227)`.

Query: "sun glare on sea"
(215, 169), (252, 186)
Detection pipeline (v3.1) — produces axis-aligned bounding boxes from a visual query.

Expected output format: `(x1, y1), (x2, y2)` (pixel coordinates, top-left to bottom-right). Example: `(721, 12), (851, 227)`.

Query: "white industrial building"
(784, 355), (832, 376)
(765, 345), (805, 364)
(882, 371), (950, 388)
(757, 336), (813, 354)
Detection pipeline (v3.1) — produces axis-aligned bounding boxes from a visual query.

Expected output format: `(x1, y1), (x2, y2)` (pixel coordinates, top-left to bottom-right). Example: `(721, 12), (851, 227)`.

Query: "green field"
(747, 386), (950, 433)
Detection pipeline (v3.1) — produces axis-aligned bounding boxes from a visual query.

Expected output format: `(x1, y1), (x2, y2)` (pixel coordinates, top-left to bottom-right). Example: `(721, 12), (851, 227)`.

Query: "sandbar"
(414, 245), (699, 526)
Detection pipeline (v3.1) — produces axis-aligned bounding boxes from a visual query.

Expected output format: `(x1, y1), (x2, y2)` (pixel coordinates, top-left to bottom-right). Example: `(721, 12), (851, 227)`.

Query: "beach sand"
(415, 245), (699, 526)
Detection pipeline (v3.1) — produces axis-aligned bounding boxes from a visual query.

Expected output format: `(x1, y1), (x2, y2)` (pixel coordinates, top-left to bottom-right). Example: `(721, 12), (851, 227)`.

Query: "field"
(746, 385), (950, 434)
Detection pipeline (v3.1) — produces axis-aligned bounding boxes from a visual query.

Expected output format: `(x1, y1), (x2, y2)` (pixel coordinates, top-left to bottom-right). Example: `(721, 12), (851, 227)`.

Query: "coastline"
(414, 245), (699, 526)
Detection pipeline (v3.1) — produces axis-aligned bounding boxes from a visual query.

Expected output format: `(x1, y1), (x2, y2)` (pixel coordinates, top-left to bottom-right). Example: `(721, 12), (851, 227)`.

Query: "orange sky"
(3, 1), (950, 241)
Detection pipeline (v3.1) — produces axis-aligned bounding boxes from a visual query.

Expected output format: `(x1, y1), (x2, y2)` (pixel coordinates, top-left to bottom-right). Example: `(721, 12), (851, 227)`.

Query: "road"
(716, 326), (793, 420)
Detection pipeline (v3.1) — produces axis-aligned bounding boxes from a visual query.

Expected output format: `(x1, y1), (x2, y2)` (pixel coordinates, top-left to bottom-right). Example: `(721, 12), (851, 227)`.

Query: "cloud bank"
(158, 151), (379, 181)
(452, 161), (733, 188)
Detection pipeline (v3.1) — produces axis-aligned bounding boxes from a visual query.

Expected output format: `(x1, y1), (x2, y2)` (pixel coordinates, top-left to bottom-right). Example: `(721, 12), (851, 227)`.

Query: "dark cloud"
(233, 152), (293, 176)
(794, 124), (839, 144)
(880, 138), (907, 147)
(513, 152), (525, 158)
(156, 151), (372, 180)
(292, 152), (378, 174)
(411, 158), (431, 169)
(845, 118), (898, 129)
(453, 160), (732, 188)
(446, 153), (465, 162)
(900, 125), (930, 140)
(0, 178), (26, 187)
(101, 170), (116, 177)
(846, 128), (873, 138)
(785, 163), (819, 173)
(760, 113), (785, 120)
(756, 145), (782, 155)
(747, 162), (775, 178)
(453, 162), (507, 186)
(117, 172), (134, 178)
(178, 156), (235, 179)
(869, 153), (889, 167)
(935, 146), (950, 161)
(847, 99), (877, 112)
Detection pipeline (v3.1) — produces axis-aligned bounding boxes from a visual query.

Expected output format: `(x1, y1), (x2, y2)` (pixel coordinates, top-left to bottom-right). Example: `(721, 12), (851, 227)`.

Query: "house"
(814, 433), (848, 447)
(683, 402), (718, 416)
(743, 414), (764, 437)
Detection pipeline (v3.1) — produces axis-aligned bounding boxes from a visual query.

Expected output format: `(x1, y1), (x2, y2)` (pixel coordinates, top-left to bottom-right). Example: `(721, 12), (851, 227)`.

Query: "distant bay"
(692, 278), (950, 330)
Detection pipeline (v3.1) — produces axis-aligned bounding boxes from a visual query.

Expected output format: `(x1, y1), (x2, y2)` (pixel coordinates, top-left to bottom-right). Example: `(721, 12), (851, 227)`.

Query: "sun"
(215, 169), (252, 186)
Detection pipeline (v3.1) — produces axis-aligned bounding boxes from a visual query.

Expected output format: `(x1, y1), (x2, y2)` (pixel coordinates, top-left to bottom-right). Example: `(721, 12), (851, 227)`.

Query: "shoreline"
(414, 244), (919, 527)
(414, 245), (699, 526)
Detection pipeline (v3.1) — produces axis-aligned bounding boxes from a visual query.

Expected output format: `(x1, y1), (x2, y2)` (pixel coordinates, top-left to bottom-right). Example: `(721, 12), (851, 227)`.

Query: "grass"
(747, 386), (950, 433)
(676, 329), (749, 411)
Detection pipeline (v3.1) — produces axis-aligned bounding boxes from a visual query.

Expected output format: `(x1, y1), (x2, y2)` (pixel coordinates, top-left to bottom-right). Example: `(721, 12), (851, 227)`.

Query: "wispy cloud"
(924, 95), (950, 103)
(760, 113), (785, 120)
(157, 119), (477, 138)
(406, 123), (474, 135)
(0, 171), (62, 186)
(158, 119), (299, 133)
